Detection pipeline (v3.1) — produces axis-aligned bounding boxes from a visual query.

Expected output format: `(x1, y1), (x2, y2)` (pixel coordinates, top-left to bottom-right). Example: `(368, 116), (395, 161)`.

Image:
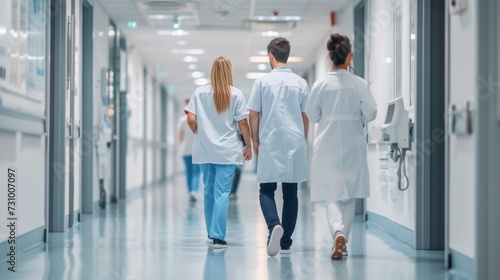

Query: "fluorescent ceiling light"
(171, 49), (205, 55)
(191, 71), (205, 78)
(262, 31), (280, 37)
(258, 64), (267, 71)
(149, 15), (173, 20)
(183, 56), (198, 63)
(149, 15), (194, 20)
(0, 28), (7, 34)
(188, 64), (197, 70)
(258, 50), (268, 56)
(156, 30), (189, 36)
(249, 56), (303, 63)
(246, 72), (267, 79)
(194, 78), (209, 86)
(250, 16), (301, 22)
(178, 40), (187, 45)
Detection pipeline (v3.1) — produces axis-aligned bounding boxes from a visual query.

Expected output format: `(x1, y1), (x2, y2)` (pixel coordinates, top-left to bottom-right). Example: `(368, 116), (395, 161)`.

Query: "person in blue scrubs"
(178, 97), (201, 202)
(185, 57), (252, 249)
(248, 37), (310, 256)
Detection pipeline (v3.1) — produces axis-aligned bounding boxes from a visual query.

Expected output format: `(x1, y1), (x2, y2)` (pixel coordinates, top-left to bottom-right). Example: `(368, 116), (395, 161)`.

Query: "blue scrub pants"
(259, 182), (298, 249)
(183, 156), (201, 193)
(201, 163), (237, 241)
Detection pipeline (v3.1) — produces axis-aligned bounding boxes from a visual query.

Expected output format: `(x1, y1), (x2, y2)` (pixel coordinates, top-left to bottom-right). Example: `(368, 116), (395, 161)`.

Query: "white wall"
(448, 0), (477, 259)
(126, 48), (145, 190)
(309, 0), (417, 233)
(0, 0), (46, 240)
(364, 0), (416, 231)
(92, 2), (110, 202)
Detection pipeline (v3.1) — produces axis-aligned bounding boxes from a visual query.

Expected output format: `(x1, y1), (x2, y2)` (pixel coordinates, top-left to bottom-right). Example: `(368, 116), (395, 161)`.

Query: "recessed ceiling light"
(171, 49), (205, 55)
(183, 56), (198, 63)
(156, 30), (189, 36)
(194, 78), (209, 86)
(108, 30), (115, 36)
(385, 57), (392, 63)
(98, 31), (104, 37)
(262, 31), (280, 37)
(149, 15), (173, 20)
(188, 64), (197, 70)
(191, 71), (205, 78)
(246, 72), (267, 79)
(258, 64), (267, 70)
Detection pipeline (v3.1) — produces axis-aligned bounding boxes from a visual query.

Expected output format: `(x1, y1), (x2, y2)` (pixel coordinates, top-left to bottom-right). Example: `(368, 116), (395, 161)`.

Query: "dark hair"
(327, 33), (352, 66)
(267, 37), (290, 63)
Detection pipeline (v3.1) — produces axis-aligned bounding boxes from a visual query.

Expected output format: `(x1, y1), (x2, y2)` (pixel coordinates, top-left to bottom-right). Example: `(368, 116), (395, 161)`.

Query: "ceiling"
(96, 0), (351, 99)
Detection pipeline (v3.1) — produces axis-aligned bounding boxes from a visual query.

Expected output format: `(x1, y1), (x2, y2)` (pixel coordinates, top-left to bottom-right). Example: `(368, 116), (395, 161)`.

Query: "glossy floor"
(1, 173), (454, 280)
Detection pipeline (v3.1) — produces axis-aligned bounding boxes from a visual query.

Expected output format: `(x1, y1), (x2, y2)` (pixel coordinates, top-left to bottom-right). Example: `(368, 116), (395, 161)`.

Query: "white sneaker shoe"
(280, 248), (291, 254)
(267, 225), (284, 257)
(331, 231), (346, 260)
(342, 245), (348, 257)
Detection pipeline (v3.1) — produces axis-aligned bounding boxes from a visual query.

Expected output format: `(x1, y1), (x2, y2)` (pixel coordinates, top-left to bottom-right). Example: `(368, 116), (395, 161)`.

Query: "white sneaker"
(331, 231), (346, 260)
(267, 225), (284, 257)
(280, 248), (291, 254)
(342, 245), (348, 257)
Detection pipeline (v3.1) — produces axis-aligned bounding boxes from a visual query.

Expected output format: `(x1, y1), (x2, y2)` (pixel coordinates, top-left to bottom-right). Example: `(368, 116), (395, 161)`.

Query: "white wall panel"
(92, 2), (110, 202)
(448, 0), (477, 258)
(126, 48), (145, 190)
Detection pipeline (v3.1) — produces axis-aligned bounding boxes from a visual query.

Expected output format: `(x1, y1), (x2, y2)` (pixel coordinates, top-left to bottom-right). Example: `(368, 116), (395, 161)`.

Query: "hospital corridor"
(0, 0), (499, 279)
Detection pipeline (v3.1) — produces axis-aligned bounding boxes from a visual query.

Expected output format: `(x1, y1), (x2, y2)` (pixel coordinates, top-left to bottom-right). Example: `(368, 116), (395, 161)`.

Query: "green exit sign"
(127, 21), (137, 28)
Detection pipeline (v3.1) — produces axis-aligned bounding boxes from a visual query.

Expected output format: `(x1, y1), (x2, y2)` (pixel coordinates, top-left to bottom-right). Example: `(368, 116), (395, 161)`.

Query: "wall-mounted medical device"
(380, 97), (412, 191)
(381, 97), (410, 149)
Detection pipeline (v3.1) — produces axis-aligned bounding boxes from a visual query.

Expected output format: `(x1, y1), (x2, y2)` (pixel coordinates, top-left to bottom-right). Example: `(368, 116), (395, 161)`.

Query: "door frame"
(415, 0), (446, 250)
(81, 0), (94, 213)
(476, 0), (500, 278)
(48, 0), (67, 232)
(353, 0), (367, 218)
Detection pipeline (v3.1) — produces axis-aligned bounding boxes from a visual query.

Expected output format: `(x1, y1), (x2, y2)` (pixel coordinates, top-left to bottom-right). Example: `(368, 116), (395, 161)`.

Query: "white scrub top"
(247, 67), (310, 183)
(177, 116), (194, 156)
(184, 84), (248, 165)
(305, 69), (377, 202)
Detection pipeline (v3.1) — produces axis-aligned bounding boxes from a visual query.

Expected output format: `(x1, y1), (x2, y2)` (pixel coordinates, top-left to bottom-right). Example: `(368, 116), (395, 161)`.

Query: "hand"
(243, 146), (252, 161)
(252, 140), (259, 157)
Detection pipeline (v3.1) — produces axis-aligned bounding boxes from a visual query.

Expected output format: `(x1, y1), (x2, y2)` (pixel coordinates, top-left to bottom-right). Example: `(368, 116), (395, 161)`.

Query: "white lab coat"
(305, 69), (377, 202)
(247, 67), (310, 183)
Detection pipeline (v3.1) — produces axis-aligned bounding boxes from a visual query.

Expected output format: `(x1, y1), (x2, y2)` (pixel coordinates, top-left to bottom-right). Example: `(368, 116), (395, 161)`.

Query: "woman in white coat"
(305, 33), (377, 260)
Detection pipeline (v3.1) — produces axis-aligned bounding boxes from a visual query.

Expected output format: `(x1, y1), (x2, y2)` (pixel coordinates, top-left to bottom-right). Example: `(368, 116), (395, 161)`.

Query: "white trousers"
(325, 199), (356, 242)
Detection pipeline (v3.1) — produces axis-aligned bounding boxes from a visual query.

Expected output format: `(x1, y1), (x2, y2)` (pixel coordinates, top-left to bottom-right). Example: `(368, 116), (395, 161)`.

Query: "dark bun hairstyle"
(327, 33), (352, 66)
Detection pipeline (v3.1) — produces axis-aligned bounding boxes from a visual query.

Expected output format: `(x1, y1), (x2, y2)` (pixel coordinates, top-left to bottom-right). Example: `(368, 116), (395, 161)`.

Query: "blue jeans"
(183, 156), (201, 193)
(201, 163), (237, 241)
(259, 183), (298, 249)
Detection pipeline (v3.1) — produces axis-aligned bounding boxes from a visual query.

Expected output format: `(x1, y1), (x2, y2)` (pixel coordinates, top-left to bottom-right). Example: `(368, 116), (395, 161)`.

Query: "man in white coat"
(306, 33), (377, 260)
(248, 37), (310, 257)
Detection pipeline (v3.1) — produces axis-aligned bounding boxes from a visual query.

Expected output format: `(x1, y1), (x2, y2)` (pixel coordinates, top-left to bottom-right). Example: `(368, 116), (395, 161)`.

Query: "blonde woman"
(185, 57), (252, 249)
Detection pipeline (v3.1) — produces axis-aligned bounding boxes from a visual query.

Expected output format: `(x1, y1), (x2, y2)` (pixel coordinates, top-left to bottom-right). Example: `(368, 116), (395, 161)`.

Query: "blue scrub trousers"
(259, 182), (298, 249)
(201, 163), (237, 241)
(183, 156), (201, 193)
